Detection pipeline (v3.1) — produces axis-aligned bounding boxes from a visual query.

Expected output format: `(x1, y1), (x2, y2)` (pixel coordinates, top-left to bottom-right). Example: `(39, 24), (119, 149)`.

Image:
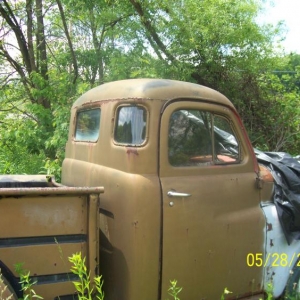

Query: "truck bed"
(0, 175), (104, 300)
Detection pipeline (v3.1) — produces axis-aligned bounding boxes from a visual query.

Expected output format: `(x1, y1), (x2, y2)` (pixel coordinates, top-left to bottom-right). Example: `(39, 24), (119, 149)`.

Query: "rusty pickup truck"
(1, 79), (300, 300)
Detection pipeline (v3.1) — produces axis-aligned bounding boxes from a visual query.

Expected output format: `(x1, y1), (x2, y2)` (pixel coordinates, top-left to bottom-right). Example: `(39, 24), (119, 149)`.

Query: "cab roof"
(72, 78), (235, 109)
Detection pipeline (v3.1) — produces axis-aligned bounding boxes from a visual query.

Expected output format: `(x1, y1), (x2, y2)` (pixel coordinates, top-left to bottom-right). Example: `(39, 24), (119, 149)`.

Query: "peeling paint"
(267, 223), (273, 231)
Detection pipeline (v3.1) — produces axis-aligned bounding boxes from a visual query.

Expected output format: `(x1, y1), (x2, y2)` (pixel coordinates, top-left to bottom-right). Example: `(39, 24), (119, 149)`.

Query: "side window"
(114, 106), (147, 145)
(213, 115), (239, 162)
(168, 110), (239, 167)
(75, 108), (100, 142)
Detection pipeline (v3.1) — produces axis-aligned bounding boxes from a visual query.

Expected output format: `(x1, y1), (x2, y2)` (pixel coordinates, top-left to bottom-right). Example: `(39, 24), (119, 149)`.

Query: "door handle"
(167, 191), (191, 198)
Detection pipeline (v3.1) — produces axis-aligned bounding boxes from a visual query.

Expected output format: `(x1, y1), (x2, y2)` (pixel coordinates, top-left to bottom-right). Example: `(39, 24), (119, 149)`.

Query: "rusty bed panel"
(0, 176), (102, 299)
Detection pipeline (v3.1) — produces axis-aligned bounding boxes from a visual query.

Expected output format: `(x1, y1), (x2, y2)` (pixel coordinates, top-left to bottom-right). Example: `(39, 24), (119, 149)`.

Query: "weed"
(259, 280), (300, 300)
(166, 282), (233, 300)
(167, 280), (182, 300)
(285, 288), (300, 300)
(220, 287), (232, 300)
(14, 263), (43, 300)
(69, 252), (104, 300)
(264, 282), (273, 300)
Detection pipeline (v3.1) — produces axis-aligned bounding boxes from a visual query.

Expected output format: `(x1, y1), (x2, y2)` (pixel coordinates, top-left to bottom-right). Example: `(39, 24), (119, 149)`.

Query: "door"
(159, 100), (265, 299)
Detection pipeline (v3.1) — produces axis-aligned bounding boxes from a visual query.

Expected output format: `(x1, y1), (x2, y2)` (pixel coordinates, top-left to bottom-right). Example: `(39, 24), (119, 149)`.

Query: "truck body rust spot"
(267, 223), (273, 231)
(126, 148), (139, 156)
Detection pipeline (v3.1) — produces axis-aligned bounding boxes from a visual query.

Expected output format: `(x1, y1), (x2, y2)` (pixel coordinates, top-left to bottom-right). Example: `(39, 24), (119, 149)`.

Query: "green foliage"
(0, 0), (299, 176)
(264, 282), (274, 300)
(166, 282), (232, 300)
(260, 280), (300, 300)
(167, 280), (182, 300)
(69, 252), (104, 300)
(10, 252), (105, 300)
(254, 57), (300, 154)
(220, 287), (233, 300)
(14, 263), (43, 300)
(39, 158), (62, 182)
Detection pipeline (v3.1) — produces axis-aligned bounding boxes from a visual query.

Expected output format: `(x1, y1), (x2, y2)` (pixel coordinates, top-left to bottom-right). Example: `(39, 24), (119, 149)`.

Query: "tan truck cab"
(62, 79), (295, 300)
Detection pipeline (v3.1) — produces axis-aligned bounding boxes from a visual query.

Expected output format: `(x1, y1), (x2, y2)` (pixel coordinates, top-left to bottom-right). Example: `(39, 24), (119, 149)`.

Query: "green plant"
(166, 281), (235, 300)
(220, 287), (232, 300)
(284, 284), (300, 300)
(14, 263), (43, 300)
(68, 252), (104, 300)
(167, 280), (182, 300)
(261, 279), (300, 300)
(263, 282), (273, 300)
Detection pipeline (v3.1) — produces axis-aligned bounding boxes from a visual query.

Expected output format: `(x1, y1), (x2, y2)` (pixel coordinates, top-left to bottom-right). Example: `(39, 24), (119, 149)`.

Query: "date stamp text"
(246, 253), (300, 267)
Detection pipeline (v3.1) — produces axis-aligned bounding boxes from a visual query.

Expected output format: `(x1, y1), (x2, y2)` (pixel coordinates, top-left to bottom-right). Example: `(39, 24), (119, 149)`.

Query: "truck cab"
(62, 79), (285, 299)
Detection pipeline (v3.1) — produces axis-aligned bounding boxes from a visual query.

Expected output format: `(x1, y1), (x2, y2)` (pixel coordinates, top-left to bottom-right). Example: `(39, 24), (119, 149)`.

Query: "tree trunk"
(129, 0), (175, 62)
(35, 0), (51, 109)
(56, 0), (78, 84)
(0, 1), (33, 74)
(26, 0), (37, 72)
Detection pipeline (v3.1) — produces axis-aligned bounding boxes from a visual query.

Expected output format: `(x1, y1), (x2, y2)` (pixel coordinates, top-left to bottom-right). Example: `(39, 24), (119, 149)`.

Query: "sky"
(258, 0), (300, 53)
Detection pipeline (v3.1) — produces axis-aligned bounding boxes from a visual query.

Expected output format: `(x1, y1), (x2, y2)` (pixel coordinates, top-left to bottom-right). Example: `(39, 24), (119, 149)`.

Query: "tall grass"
(2, 256), (300, 300)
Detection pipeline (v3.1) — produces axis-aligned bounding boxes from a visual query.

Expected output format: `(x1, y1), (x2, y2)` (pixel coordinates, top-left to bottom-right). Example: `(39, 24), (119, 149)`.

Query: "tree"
(127, 0), (299, 152)
(255, 54), (300, 153)
(0, 0), (299, 177)
(0, 0), (69, 176)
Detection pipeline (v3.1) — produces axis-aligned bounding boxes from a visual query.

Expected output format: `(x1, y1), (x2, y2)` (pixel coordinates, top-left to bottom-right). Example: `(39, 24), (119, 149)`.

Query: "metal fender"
(261, 202), (300, 298)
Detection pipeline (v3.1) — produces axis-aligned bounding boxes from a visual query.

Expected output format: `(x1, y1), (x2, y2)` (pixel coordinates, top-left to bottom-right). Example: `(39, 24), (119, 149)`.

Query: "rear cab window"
(114, 105), (147, 146)
(75, 108), (101, 142)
